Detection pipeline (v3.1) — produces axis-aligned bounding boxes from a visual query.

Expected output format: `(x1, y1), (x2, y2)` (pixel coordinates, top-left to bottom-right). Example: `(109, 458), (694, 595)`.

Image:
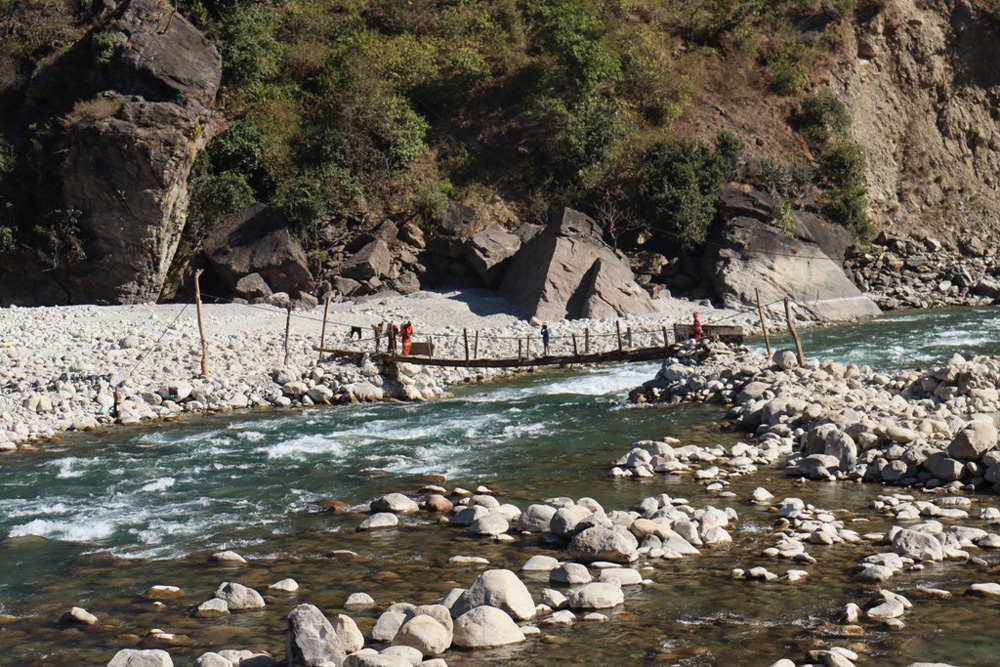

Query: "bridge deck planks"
(314, 344), (674, 368)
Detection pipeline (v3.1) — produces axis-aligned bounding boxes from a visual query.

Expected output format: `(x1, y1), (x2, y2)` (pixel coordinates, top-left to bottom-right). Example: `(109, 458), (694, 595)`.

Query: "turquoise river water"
(2, 306), (1000, 666)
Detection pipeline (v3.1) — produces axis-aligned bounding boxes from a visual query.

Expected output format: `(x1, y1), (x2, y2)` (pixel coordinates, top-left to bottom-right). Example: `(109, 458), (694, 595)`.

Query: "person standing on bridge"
(401, 321), (413, 356)
(388, 322), (399, 356)
(691, 312), (703, 340)
(541, 323), (550, 356)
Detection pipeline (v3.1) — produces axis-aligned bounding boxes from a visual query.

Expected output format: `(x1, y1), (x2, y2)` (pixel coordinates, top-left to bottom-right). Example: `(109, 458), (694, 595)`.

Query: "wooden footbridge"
(315, 322), (744, 369)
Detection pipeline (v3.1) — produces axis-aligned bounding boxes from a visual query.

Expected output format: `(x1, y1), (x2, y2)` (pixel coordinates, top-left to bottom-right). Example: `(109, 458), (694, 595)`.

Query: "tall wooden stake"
(283, 303), (293, 366)
(473, 330), (479, 358)
(626, 326), (633, 349)
(572, 334), (579, 356)
(662, 326), (669, 348)
(193, 269), (210, 379)
(784, 297), (805, 367)
(463, 328), (470, 363)
(615, 321), (623, 352)
(518, 339), (523, 360)
(318, 294), (331, 361)
(584, 328), (590, 354)
(756, 287), (771, 357)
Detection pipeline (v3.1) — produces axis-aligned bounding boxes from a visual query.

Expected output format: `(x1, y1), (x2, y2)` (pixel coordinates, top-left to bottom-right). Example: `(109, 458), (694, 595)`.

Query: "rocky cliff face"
(7, 0), (221, 304)
(838, 0), (1000, 242)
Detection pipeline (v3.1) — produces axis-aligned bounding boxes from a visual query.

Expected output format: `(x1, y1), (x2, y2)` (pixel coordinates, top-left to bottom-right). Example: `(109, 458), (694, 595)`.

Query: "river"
(1, 306), (999, 665)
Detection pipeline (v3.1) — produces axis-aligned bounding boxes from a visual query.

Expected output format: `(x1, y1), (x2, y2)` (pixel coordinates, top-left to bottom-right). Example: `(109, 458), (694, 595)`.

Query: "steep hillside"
(0, 0), (997, 305)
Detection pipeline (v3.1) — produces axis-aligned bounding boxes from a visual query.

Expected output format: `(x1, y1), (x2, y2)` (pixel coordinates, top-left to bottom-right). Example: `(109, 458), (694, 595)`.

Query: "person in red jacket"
(401, 321), (413, 355)
(691, 312), (704, 340)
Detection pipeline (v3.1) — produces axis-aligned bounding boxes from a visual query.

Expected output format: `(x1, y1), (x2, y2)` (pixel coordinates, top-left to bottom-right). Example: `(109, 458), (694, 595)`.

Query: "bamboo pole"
(518, 339), (523, 360)
(615, 321), (623, 352)
(318, 294), (331, 361)
(283, 302), (293, 366)
(584, 328), (590, 354)
(193, 269), (210, 379)
(572, 334), (579, 356)
(756, 287), (771, 358)
(464, 328), (470, 363)
(473, 330), (479, 359)
(784, 297), (805, 367)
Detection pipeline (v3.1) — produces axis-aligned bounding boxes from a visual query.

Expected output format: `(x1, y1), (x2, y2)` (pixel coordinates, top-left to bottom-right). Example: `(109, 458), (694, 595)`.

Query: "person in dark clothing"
(541, 323), (550, 356)
(388, 323), (399, 355)
(350, 325), (363, 340)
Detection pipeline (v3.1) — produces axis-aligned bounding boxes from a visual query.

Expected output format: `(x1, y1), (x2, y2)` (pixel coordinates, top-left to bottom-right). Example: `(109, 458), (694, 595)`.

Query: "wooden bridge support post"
(756, 287), (771, 358)
(784, 297), (805, 367)
(518, 339), (523, 360)
(662, 326), (669, 349)
(584, 328), (590, 354)
(616, 321), (623, 352)
(193, 269), (210, 379)
(572, 334), (578, 356)
(318, 294), (330, 362)
(626, 326), (633, 349)
(464, 328), (470, 363)
(473, 330), (479, 359)
(283, 303), (293, 367)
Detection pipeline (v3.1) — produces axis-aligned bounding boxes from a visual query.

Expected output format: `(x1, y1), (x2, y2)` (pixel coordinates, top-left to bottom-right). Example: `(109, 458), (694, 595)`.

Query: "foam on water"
(260, 433), (344, 459)
(9, 518), (117, 542)
(139, 477), (176, 493)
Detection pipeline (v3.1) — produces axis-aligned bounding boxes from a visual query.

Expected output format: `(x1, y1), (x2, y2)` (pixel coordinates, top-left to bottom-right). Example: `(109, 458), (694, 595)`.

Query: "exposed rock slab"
(499, 208), (655, 321)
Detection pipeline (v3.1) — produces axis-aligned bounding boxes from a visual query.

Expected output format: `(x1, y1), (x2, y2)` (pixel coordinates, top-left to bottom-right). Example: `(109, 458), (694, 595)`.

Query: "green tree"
(636, 139), (731, 247)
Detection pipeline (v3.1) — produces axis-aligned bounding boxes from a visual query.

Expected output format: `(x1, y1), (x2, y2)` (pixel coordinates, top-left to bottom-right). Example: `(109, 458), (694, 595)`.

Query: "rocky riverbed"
(0, 291), (757, 450)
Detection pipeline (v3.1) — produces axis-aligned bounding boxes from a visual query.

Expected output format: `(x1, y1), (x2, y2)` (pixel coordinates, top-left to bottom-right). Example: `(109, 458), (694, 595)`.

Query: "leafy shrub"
(745, 157), (813, 199)
(715, 130), (746, 168)
(769, 52), (808, 96)
(772, 197), (794, 235)
(91, 29), (117, 65)
(801, 90), (850, 144)
(635, 139), (731, 247)
(818, 141), (871, 241)
(186, 168), (256, 238)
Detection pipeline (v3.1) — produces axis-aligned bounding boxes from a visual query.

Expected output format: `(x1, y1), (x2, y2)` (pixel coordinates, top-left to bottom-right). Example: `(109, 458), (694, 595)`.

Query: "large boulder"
(393, 614), (451, 655)
(948, 420), (998, 460)
(892, 528), (944, 562)
(464, 224), (522, 288)
(204, 204), (313, 295)
(213, 582), (265, 610)
(449, 569), (535, 620)
(10, 0), (222, 304)
(451, 606), (525, 648)
(341, 239), (393, 281)
(107, 649), (174, 667)
(567, 526), (639, 564)
(499, 208), (655, 321)
(286, 603), (347, 667)
(703, 204), (880, 322)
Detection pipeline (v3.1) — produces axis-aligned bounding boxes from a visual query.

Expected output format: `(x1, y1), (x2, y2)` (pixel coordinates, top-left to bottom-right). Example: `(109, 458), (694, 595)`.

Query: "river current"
(2, 306), (1000, 665)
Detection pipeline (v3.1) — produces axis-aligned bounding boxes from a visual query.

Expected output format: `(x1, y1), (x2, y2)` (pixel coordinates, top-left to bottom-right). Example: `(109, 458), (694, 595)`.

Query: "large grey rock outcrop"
(464, 224), (522, 288)
(286, 603), (347, 667)
(704, 203), (880, 322)
(499, 208), (655, 321)
(19, 0), (222, 304)
(204, 204), (313, 296)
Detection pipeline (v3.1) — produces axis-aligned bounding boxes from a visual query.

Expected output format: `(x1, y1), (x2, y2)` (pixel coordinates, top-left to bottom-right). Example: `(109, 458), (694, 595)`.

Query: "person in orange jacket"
(401, 321), (413, 355)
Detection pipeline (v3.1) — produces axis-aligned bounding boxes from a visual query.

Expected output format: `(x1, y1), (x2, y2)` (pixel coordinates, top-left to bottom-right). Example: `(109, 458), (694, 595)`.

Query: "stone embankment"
(632, 340), (1000, 492)
(847, 233), (1000, 311)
